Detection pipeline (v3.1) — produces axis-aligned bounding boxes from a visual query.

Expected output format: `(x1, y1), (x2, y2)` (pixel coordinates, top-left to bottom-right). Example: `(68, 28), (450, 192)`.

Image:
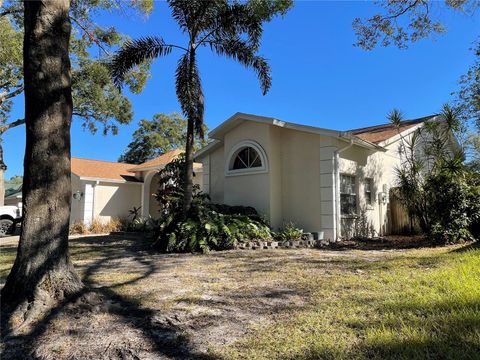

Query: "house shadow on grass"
(0, 234), (221, 360)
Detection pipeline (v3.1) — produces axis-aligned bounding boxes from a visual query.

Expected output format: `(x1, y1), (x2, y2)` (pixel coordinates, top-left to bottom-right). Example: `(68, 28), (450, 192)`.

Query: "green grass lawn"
(1, 236), (479, 359)
(219, 243), (480, 360)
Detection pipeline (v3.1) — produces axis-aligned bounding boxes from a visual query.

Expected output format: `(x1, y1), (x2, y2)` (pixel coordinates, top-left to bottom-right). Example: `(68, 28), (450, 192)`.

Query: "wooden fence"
(388, 187), (417, 235)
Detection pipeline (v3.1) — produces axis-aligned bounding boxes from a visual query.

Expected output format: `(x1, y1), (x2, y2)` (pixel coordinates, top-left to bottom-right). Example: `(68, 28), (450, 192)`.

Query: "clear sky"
(4, 1), (479, 178)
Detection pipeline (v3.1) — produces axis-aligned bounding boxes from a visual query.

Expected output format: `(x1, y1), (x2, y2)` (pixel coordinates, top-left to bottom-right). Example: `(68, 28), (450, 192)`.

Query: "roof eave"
(194, 140), (222, 160)
(78, 176), (143, 184)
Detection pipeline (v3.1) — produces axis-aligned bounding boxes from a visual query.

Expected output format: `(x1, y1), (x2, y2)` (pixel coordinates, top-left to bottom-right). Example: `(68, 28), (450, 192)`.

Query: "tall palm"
(110, 0), (282, 216)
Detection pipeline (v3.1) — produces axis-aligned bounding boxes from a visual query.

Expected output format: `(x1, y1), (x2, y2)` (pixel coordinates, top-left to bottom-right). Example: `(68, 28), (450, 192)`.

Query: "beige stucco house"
(194, 112), (443, 241)
(70, 150), (203, 225)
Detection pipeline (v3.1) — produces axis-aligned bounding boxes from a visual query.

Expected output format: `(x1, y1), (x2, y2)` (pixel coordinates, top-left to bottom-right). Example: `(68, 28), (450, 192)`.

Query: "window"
(340, 174), (357, 215)
(232, 147), (262, 170)
(226, 140), (268, 176)
(364, 178), (373, 205)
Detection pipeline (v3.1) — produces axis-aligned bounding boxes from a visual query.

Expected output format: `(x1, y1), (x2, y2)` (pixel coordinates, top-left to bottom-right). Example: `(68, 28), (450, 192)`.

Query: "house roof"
(71, 157), (139, 182)
(129, 149), (203, 172)
(128, 149), (184, 172)
(5, 183), (22, 199)
(349, 115), (436, 144)
(196, 112), (438, 160)
(195, 112), (384, 159)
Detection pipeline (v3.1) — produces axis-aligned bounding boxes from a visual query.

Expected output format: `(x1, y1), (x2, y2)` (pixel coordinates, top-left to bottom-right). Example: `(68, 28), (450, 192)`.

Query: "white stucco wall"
(223, 121), (272, 221)
(70, 174), (85, 224)
(93, 182), (142, 223)
(198, 120), (341, 234)
(280, 128), (323, 232)
(208, 146), (225, 204)
(338, 133), (413, 237)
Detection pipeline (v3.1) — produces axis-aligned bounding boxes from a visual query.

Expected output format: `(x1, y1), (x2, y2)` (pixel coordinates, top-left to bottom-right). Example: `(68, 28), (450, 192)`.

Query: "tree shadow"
(1, 234), (220, 360)
(321, 236), (447, 251)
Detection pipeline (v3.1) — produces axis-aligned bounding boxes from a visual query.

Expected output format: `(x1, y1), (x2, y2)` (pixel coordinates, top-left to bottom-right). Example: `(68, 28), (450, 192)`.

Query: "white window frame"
(225, 140), (268, 176)
(340, 174), (357, 216)
(364, 177), (375, 208)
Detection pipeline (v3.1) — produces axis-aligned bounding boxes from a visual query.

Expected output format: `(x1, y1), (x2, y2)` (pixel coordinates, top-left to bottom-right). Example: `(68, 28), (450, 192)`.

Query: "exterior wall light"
(73, 190), (83, 200)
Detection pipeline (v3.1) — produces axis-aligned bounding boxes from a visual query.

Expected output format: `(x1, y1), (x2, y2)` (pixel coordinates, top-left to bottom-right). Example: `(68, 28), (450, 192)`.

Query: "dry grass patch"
(1, 235), (478, 360)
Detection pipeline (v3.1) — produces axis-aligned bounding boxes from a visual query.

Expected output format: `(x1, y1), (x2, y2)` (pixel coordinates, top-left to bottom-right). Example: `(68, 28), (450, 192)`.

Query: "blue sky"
(4, 1), (479, 178)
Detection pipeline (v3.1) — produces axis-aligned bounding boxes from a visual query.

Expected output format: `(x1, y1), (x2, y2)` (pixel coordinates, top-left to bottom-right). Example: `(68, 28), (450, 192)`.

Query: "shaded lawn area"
(0, 235), (479, 359)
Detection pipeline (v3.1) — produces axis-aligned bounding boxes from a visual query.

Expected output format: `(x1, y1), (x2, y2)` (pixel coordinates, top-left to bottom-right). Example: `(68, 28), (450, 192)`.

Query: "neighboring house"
(70, 150), (202, 225)
(8, 150), (203, 225)
(194, 112), (449, 241)
(4, 183), (22, 206)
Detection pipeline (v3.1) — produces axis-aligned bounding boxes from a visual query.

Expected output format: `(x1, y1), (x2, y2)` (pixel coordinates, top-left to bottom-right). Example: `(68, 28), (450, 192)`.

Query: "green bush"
(394, 105), (480, 243)
(275, 221), (303, 242)
(424, 163), (474, 243)
(153, 155), (271, 253)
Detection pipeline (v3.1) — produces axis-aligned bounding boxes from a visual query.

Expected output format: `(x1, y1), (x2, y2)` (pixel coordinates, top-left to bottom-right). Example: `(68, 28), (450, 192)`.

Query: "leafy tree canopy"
(353, 0), (478, 51)
(6, 174), (22, 185)
(110, 0), (292, 213)
(0, 0), (154, 135)
(353, 0), (480, 164)
(119, 112), (207, 164)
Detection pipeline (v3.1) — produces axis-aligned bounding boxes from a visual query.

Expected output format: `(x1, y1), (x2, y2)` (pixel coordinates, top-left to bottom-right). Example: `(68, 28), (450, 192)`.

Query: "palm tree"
(109, 0), (288, 216)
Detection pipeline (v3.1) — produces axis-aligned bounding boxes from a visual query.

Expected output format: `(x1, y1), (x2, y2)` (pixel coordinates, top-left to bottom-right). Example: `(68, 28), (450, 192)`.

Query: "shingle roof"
(71, 157), (139, 182)
(349, 115), (436, 144)
(129, 149), (203, 172)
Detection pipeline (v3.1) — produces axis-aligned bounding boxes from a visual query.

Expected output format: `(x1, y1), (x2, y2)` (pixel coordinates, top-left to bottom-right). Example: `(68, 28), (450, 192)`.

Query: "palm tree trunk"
(1, 0), (82, 319)
(181, 49), (197, 217)
(182, 116), (195, 216)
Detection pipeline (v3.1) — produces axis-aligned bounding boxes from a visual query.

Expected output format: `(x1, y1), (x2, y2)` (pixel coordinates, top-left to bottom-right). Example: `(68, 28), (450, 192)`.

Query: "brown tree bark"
(181, 49), (197, 217)
(1, 0), (82, 320)
(182, 116), (195, 216)
(0, 144), (6, 206)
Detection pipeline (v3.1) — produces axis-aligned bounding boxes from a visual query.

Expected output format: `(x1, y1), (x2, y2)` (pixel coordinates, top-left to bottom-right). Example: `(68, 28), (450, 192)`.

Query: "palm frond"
(109, 37), (173, 88)
(388, 108), (404, 127)
(440, 103), (462, 133)
(209, 37), (271, 95)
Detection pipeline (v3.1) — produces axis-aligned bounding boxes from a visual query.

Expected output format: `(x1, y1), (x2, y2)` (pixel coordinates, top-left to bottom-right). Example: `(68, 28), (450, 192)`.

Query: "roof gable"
(349, 115), (436, 144)
(128, 149), (184, 172)
(129, 149), (203, 172)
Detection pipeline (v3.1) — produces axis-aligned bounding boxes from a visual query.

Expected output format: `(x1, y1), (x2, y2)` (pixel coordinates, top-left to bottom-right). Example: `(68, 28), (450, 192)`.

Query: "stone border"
(236, 239), (332, 250)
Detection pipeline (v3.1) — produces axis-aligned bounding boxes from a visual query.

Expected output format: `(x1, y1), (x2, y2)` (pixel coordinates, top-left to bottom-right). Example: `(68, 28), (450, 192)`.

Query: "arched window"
(232, 147), (262, 170)
(226, 140), (268, 176)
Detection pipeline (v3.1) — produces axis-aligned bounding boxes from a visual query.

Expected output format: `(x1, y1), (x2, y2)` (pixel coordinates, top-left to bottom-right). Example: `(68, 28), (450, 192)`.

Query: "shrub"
(275, 222), (303, 242)
(394, 105), (479, 243)
(69, 218), (125, 235)
(131, 216), (159, 232)
(153, 155), (272, 253)
(69, 221), (88, 235)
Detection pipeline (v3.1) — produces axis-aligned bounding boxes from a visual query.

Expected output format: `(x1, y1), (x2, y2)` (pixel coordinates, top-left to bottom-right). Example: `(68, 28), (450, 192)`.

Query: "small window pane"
(232, 147), (262, 170)
(340, 175), (356, 215)
(364, 178), (373, 205)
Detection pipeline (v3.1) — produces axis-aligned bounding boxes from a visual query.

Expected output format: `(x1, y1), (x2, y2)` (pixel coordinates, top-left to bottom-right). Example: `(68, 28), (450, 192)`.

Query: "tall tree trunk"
(0, 143), (6, 206)
(182, 116), (195, 216)
(1, 0), (82, 319)
(181, 49), (197, 217)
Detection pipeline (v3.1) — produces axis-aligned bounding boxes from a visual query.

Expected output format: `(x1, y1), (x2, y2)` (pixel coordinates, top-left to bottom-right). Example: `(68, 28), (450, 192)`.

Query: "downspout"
(333, 136), (354, 241)
(92, 180), (99, 223)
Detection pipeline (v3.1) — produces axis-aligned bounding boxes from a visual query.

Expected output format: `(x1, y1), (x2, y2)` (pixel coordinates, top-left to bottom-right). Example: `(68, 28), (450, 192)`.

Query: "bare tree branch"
(0, 118), (25, 135)
(0, 86), (24, 105)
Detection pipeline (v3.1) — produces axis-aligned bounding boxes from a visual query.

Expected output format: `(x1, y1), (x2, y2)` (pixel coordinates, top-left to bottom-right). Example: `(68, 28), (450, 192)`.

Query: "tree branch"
(70, 16), (112, 56)
(0, 86), (24, 104)
(0, 118), (25, 135)
(381, 0), (422, 22)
